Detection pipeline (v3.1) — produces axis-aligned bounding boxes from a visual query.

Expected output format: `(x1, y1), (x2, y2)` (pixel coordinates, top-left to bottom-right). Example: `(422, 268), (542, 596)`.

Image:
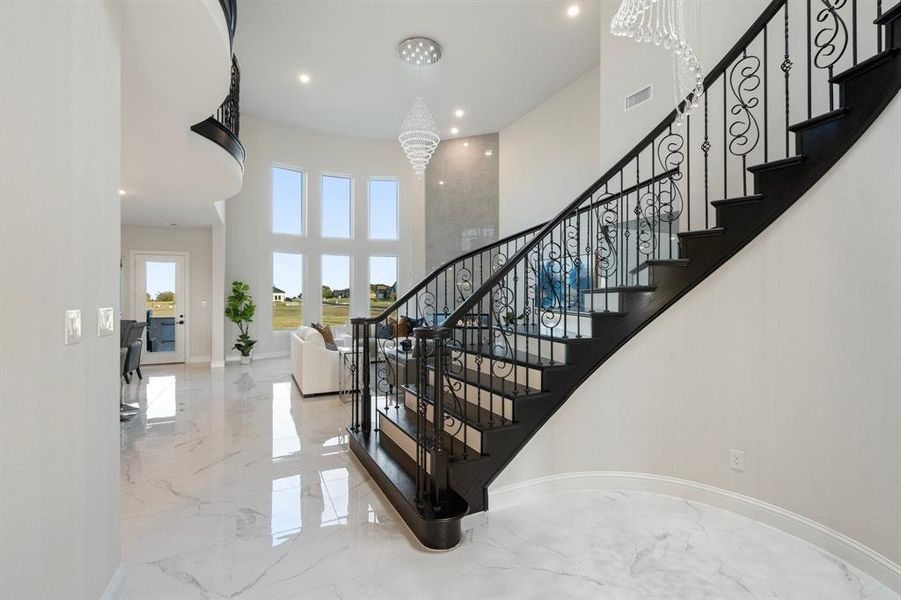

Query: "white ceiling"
(235, 0), (601, 140)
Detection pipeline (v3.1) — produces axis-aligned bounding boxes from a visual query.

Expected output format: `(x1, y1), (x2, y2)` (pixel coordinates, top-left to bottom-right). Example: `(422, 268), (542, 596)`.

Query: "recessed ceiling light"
(299, 73), (311, 84)
(118, 189), (126, 196)
(567, 4), (580, 17)
(454, 109), (465, 118)
(439, 180), (445, 185)
(463, 142), (469, 147)
(450, 127), (459, 135)
(485, 149), (493, 156)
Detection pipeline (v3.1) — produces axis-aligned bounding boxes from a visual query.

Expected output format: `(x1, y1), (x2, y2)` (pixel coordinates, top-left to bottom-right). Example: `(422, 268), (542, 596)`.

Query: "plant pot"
(240, 354), (252, 365)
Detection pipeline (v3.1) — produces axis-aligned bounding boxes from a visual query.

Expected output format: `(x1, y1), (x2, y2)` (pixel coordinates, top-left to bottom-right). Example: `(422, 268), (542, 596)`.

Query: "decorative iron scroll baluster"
(729, 49), (762, 196)
(814, 0), (849, 110)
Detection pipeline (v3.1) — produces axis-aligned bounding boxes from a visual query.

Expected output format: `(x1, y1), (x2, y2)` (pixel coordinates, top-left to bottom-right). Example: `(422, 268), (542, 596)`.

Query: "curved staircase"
(347, 0), (901, 549)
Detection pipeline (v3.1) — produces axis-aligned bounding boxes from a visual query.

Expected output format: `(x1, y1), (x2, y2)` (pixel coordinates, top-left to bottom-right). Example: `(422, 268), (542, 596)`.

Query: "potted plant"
(225, 281), (257, 364)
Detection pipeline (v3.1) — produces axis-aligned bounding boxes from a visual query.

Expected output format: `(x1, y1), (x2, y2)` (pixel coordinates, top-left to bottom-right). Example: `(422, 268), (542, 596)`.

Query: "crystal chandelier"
(398, 96), (440, 176)
(611, 0), (704, 119)
(397, 36), (442, 175)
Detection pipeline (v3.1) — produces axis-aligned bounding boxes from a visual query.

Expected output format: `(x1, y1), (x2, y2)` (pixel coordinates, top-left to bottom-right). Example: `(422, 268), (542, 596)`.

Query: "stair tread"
(348, 428), (469, 520)
(458, 342), (568, 369)
(875, 2), (901, 25)
(431, 363), (544, 397)
(583, 285), (656, 293)
(787, 108), (849, 132)
(377, 404), (484, 462)
(402, 383), (522, 430)
(710, 194), (765, 207)
(632, 258), (691, 274)
(502, 323), (599, 342)
(678, 227), (725, 238)
(830, 48), (899, 83)
(747, 155), (805, 173)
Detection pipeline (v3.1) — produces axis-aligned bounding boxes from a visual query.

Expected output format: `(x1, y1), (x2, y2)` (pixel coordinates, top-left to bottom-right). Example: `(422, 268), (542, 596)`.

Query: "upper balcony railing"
(190, 0), (244, 167)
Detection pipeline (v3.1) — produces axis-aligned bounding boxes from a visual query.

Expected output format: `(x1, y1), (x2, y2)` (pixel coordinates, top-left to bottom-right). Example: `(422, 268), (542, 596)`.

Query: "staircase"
(347, 0), (901, 549)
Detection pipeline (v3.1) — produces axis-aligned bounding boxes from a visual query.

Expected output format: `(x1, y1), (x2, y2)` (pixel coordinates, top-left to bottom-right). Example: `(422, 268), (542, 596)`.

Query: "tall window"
(272, 252), (303, 330)
(321, 175), (352, 238)
(272, 166), (304, 235)
(369, 179), (398, 240)
(369, 256), (398, 316)
(321, 255), (351, 326)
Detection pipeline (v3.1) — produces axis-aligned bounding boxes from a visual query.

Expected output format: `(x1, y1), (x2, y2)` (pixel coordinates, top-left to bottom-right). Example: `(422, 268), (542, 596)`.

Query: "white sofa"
(289, 326), (345, 396)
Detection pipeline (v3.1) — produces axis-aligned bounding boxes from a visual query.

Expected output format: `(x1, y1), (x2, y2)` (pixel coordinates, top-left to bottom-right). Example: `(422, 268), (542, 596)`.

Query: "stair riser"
(377, 413), (432, 474)
(461, 352), (543, 390)
(402, 391), (483, 454)
(426, 369), (514, 420)
(679, 234), (727, 260)
(715, 202), (764, 232)
(580, 292), (623, 312)
(512, 335), (568, 362)
(538, 312), (594, 337)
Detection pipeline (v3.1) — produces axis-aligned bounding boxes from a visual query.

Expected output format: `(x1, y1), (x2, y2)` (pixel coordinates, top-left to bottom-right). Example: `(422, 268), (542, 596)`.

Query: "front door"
(134, 253), (187, 364)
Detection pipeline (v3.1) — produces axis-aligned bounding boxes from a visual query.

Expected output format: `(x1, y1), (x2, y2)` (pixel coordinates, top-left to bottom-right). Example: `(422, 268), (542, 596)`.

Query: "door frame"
(129, 250), (191, 364)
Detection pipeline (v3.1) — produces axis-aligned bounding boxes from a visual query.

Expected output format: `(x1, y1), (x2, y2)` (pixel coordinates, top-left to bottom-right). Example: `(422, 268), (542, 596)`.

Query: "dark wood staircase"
(345, 0), (901, 549)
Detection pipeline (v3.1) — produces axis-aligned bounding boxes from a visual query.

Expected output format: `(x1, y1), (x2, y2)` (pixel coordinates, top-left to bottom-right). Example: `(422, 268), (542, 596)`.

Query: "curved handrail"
(441, 0), (787, 329)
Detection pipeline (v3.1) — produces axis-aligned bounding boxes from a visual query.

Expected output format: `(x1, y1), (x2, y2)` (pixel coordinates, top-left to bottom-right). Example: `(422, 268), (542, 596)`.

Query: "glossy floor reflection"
(121, 359), (898, 599)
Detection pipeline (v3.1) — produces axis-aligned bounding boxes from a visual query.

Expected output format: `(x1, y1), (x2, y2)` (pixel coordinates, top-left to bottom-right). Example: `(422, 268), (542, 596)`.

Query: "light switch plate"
(729, 448), (745, 472)
(65, 309), (82, 345)
(97, 307), (115, 337)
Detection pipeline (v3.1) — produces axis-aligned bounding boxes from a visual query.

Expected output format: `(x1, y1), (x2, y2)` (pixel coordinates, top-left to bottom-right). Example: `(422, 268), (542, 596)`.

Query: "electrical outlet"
(730, 449), (745, 472)
(65, 309), (82, 345)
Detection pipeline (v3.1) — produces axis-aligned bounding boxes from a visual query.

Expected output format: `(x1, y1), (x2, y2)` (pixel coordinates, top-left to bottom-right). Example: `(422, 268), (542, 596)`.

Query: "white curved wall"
(491, 92), (901, 582)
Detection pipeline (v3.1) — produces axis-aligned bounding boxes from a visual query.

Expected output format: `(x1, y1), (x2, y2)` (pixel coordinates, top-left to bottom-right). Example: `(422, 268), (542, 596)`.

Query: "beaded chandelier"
(610, 0), (704, 118)
(397, 36), (442, 175)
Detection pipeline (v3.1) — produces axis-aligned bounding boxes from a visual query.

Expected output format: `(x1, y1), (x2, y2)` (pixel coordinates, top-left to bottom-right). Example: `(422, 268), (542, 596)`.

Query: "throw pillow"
(396, 316), (409, 338)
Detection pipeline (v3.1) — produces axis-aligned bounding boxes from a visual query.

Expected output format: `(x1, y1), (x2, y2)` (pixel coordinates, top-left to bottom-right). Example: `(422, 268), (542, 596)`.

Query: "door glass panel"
(145, 261), (176, 352)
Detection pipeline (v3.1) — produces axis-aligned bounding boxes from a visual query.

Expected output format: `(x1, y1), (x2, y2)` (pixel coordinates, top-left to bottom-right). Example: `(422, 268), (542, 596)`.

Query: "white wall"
(225, 114), (425, 359)
(499, 66), (600, 236)
(0, 1), (123, 598)
(122, 225), (214, 363)
(492, 93), (901, 571)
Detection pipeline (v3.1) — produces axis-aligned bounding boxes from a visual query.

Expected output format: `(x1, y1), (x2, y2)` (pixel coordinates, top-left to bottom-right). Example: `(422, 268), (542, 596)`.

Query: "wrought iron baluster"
(807, 0), (813, 119)
(784, 2), (792, 158)
(878, 0), (883, 52)
(764, 25), (769, 164)
(703, 93), (710, 227)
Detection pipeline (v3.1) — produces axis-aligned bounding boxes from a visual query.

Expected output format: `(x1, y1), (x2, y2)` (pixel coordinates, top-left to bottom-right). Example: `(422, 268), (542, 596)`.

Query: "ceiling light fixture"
(398, 36), (443, 174)
(454, 109), (465, 118)
(450, 127), (459, 135)
(299, 73), (311, 84)
(118, 189), (126, 196)
(463, 142), (469, 147)
(567, 4), (581, 17)
(485, 149), (493, 156)
(397, 36), (442, 65)
(439, 180), (445, 185)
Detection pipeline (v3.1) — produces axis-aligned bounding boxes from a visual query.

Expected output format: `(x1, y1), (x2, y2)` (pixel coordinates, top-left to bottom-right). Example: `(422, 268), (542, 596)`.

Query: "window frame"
(271, 251), (305, 333)
(320, 172), (354, 240)
(367, 176), (400, 241)
(271, 163), (307, 237)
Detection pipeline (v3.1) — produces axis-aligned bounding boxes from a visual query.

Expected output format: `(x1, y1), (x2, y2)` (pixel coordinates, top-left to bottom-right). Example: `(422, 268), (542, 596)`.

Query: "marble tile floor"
(121, 359), (898, 600)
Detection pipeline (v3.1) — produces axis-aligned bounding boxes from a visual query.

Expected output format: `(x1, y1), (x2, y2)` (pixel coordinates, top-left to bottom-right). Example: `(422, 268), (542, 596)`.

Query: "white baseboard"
(187, 355), (211, 364)
(225, 350), (289, 363)
(101, 563), (128, 600)
(489, 471), (901, 594)
(210, 359), (225, 369)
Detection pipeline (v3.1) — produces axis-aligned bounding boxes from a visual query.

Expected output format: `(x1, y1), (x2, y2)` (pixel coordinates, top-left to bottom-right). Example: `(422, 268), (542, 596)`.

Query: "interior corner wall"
(492, 85), (901, 568)
(225, 114), (425, 359)
(424, 133), (499, 271)
(121, 225), (214, 363)
(499, 66), (600, 236)
(0, 1), (123, 598)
